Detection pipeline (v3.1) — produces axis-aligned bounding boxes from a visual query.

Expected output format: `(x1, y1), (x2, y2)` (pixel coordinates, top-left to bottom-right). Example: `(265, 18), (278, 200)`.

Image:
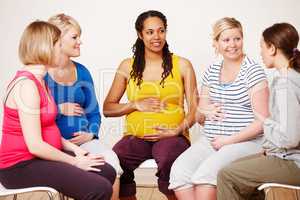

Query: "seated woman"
(217, 22), (300, 200)
(169, 17), (269, 200)
(0, 21), (115, 200)
(45, 14), (122, 200)
(103, 10), (198, 200)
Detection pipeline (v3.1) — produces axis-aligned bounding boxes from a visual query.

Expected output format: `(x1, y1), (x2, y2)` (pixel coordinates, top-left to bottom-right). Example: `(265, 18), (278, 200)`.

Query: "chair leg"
(13, 194), (17, 200)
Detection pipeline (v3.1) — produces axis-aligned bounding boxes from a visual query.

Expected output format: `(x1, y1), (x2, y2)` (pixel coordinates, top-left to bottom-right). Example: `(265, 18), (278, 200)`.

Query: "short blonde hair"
(48, 13), (81, 35)
(19, 21), (61, 65)
(212, 17), (243, 41)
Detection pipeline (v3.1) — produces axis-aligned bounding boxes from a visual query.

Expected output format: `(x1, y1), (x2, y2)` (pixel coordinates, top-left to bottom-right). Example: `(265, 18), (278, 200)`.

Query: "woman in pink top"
(0, 21), (115, 200)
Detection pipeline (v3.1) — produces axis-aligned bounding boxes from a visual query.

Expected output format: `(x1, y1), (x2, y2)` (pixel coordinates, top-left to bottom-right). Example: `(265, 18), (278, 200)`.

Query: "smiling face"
(215, 28), (243, 61)
(61, 25), (81, 58)
(139, 16), (166, 54)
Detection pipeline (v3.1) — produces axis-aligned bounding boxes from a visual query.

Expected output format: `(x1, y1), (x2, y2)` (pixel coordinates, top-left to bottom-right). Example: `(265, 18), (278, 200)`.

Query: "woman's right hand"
(197, 102), (224, 122)
(58, 102), (84, 116)
(133, 97), (165, 112)
(69, 132), (94, 145)
(74, 154), (105, 172)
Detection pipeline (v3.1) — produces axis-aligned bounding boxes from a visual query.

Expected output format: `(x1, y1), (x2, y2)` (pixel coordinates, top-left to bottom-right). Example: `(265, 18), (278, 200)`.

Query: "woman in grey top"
(217, 22), (300, 200)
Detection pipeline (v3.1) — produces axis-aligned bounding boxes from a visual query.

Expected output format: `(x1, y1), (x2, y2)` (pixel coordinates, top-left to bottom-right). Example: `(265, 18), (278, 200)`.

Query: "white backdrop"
(0, 0), (299, 145)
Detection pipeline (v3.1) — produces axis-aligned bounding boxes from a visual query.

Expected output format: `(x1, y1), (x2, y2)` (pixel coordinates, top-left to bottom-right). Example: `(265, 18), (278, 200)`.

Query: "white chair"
(0, 182), (61, 200)
(139, 159), (157, 169)
(258, 183), (300, 200)
(258, 183), (300, 191)
(136, 159), (158, 188)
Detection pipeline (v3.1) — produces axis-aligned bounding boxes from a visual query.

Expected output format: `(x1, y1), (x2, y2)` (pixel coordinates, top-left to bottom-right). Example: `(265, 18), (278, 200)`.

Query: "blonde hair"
(48, 13), (81, 35)
(19, 20), (61, 65)
(212, 17), (243, 41)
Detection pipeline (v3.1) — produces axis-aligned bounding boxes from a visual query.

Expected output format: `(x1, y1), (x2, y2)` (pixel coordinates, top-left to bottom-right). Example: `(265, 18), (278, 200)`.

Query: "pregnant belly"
(126, 104), (184, 137)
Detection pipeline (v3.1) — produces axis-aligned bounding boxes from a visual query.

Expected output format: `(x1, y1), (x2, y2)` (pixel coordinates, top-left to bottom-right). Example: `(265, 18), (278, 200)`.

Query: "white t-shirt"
(202, 56), (266, 140)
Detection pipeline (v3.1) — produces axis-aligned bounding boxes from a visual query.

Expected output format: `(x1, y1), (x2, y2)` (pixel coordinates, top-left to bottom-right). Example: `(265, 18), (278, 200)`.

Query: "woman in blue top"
(45, 13), (122, 200)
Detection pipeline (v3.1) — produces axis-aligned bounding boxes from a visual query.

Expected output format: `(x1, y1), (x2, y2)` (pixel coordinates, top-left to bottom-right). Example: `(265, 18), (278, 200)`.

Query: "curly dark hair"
(130, 10), (173, 87)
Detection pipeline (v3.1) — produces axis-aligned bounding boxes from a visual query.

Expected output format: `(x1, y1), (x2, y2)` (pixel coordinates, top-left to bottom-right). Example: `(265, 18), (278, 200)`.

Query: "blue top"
(44, 61), (101, 139)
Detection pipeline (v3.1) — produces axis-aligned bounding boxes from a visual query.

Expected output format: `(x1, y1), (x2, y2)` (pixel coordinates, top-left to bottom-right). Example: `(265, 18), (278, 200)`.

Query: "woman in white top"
(169, 17), (269, 200)
(217, 22), (300, 200)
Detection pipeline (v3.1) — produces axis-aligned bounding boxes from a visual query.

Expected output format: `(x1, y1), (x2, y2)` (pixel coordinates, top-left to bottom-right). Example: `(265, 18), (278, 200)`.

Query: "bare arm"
(174, 57), (199, 135)
(197, 85), (223, 123)
(229, 80), (269, 142)
(103, 58), (136, 117)
(61, 138), (89, 156)
(198, 85), (211, 108)
(13, 79), (103, 171)
(211, 80), (270, 150)
(15, 80), (76, 165)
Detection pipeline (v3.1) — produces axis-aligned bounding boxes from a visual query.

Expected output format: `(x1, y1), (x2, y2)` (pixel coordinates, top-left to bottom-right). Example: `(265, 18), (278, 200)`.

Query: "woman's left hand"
(69, 132), (94, 145)
(142, 127), (178, 141)
(211, 136), (232, 150)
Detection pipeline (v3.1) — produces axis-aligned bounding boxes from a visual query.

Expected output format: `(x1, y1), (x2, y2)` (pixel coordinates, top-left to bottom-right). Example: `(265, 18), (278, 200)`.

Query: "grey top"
(263, 68), (300, 167)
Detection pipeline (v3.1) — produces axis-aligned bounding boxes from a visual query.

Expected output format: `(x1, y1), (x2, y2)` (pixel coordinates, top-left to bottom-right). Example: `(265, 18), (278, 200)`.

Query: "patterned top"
(202, 56), (266, 140)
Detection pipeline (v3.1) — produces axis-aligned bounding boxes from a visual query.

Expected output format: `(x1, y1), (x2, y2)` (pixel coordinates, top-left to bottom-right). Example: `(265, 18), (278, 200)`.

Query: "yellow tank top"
(125, 55), (188, 138)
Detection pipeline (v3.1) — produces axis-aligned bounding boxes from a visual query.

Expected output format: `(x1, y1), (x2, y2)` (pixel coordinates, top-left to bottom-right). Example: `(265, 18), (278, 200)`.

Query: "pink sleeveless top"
(0, 71), (62, 168)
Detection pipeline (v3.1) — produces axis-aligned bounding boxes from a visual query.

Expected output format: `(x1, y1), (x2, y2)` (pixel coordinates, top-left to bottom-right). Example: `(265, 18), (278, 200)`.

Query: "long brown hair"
(130, 10), (173, 87)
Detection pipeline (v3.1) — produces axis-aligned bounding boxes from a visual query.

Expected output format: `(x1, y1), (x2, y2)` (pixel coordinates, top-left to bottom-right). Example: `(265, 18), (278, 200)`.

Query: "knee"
(112, 137), (134, 160)
(157, 149), (187, 173)
(96, 179), (113, 200)
(104, 151), (123, 176)
(102, 180), (113, 200)
(217, 166), (232, 185)
(112, 147), (137, 172)
(169, 159), (186, 182)
(169, 160), (193, 190)
(112, 144), (122, 158)
(111, 150), (129, 170)
(84, 177), (113, 200)
(157, 156), (175, 173)
(190, 164), (219, 185)
(169, 160), (180, 177)
(112, 144), (127, 164)
(101, 163), (117, 185)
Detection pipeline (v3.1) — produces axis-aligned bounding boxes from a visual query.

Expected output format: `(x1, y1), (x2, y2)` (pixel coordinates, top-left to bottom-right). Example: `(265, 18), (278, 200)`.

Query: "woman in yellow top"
(103, 10), (198, 200)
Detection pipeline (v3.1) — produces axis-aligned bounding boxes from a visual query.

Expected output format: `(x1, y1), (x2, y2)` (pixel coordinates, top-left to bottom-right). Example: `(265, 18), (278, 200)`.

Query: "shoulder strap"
(3, 77), (29, 105)
(3, 71), (44, 106)
(171, 54), (181, 81)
